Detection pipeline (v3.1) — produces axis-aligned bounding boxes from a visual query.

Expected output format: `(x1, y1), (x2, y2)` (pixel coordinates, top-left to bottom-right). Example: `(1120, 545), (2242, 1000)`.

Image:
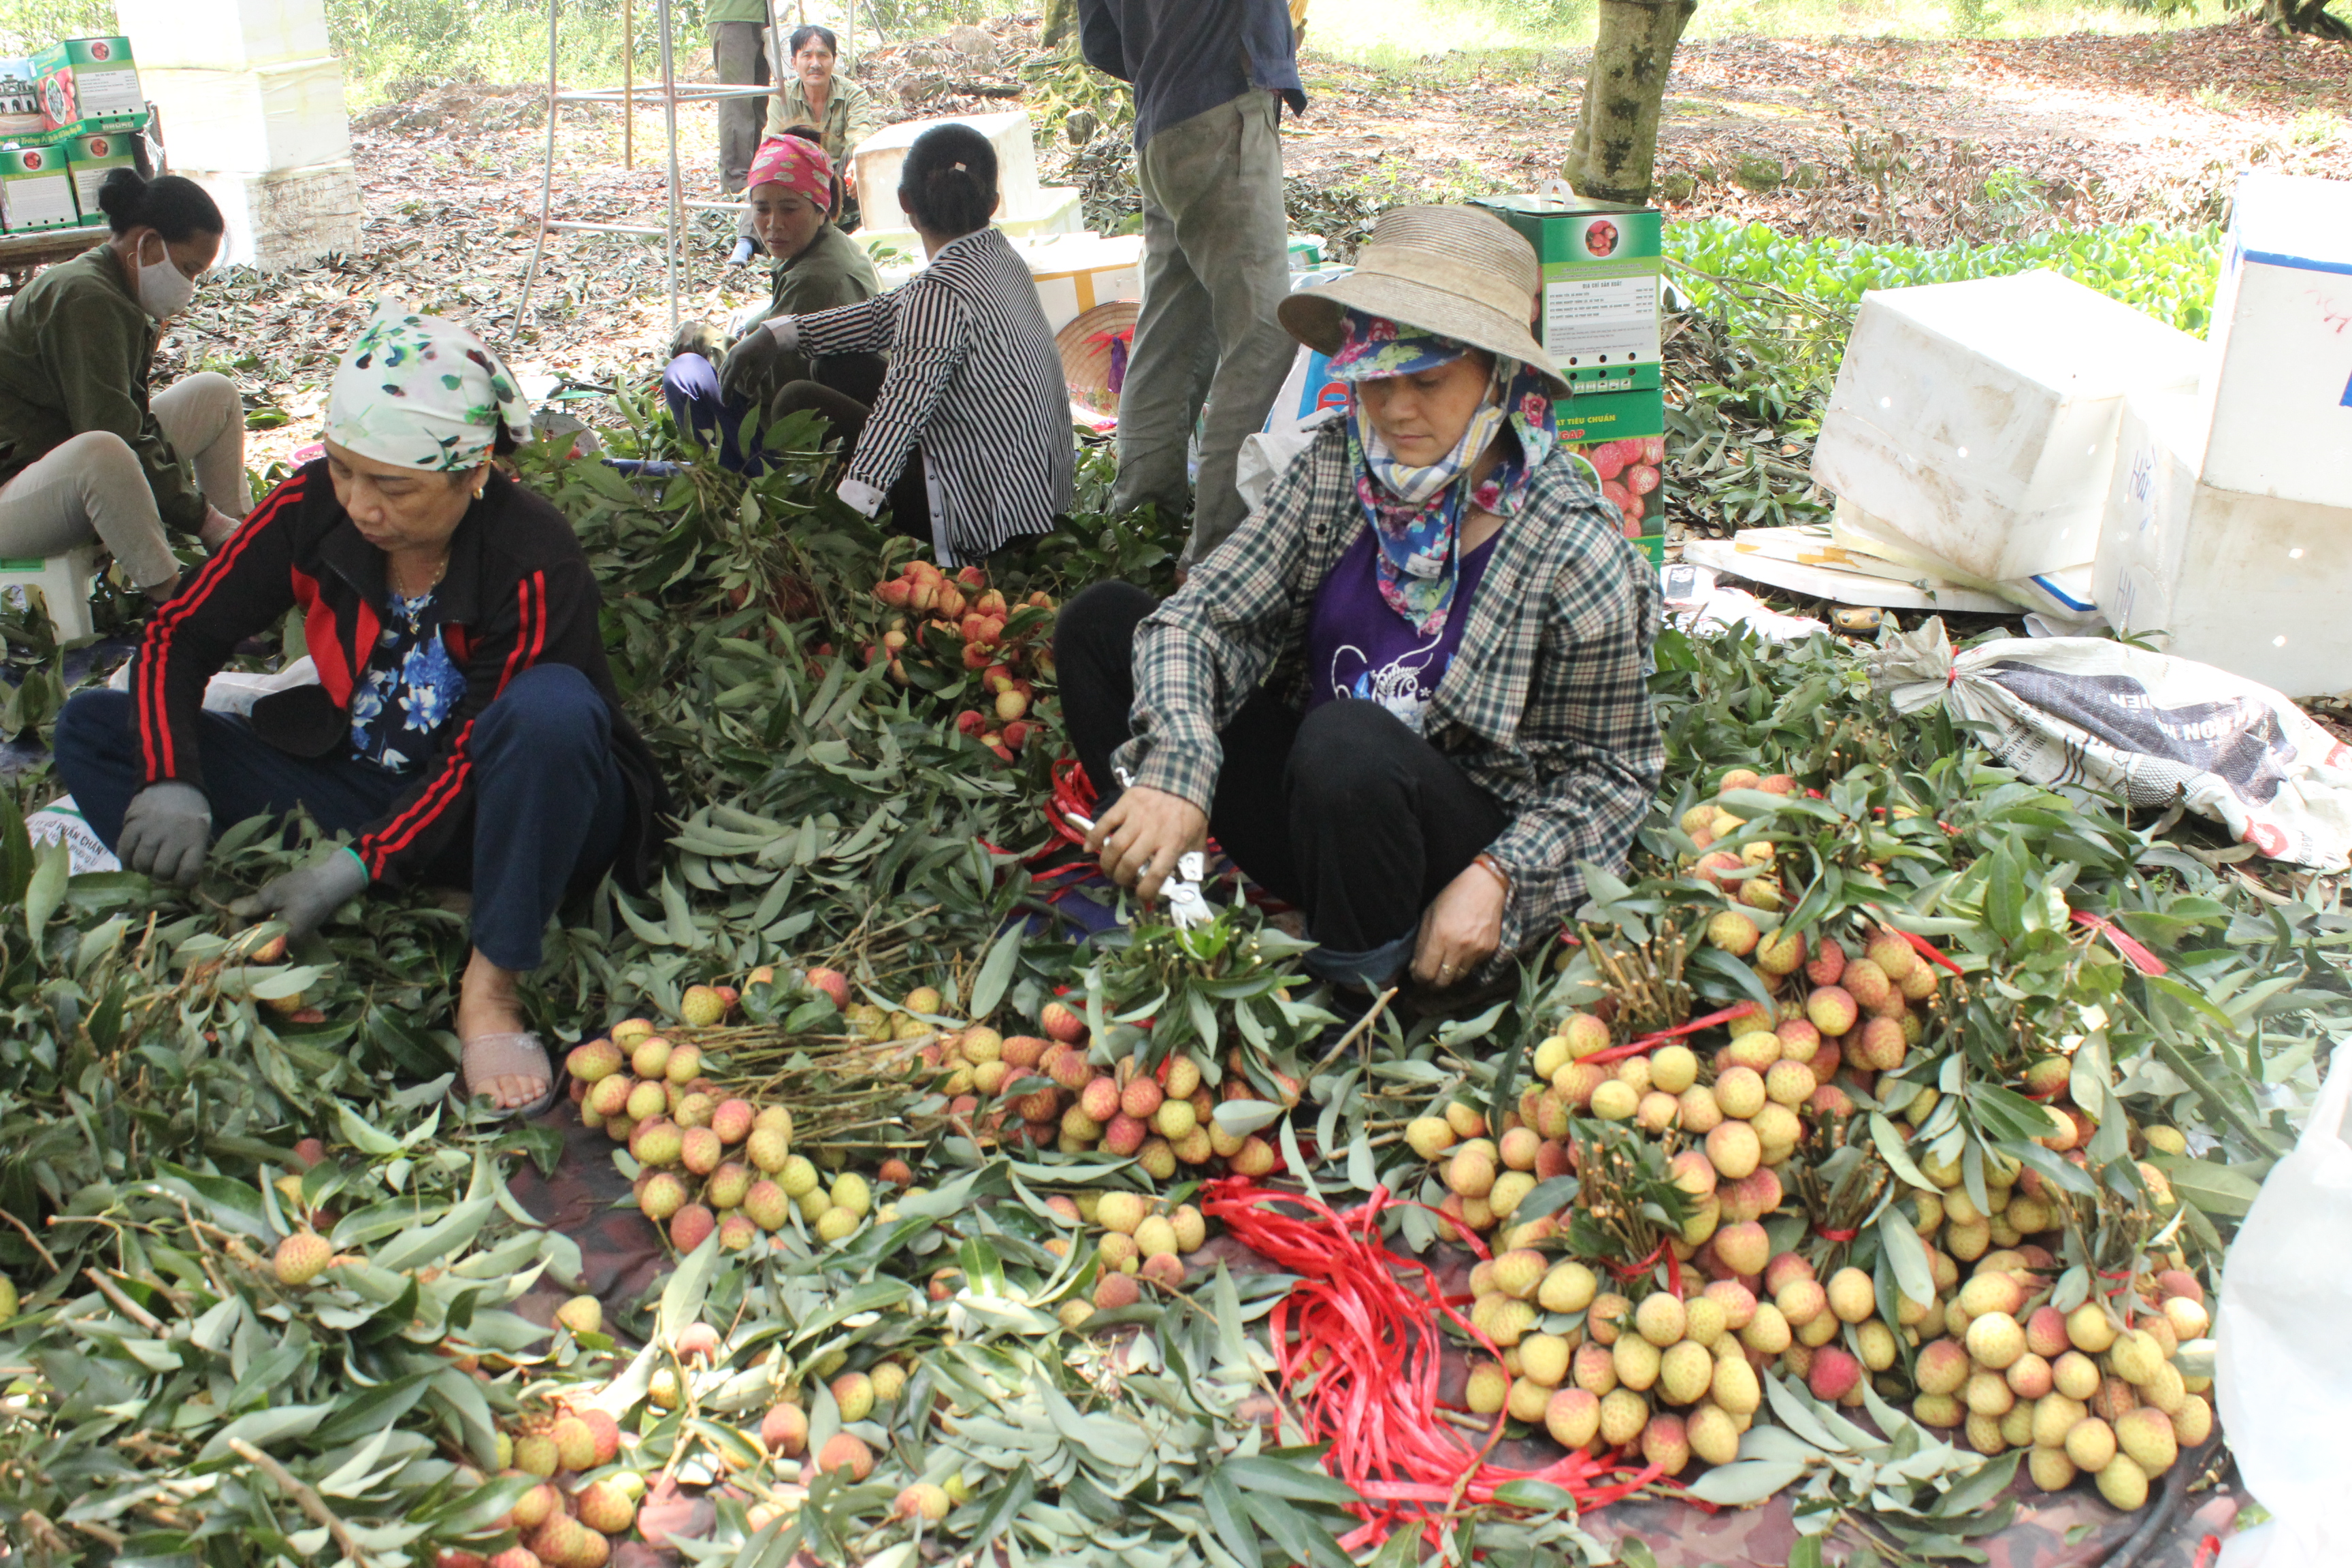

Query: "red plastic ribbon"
(1603, 1235), (1683, 1299)
(2070, 909), (2169, 977)
(1814, 1227), (1860, 1243)
(1580, 1002), (1763, 1067)
(1201, 1177), (1673, 1548)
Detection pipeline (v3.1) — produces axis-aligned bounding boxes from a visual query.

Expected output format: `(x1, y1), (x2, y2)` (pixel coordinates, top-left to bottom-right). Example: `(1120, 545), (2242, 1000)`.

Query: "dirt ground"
(150, 14), (2350, 470)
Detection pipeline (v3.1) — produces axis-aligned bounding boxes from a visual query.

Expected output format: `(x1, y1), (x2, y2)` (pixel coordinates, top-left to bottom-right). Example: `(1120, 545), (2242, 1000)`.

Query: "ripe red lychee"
(1806, 937), (1846, 986)
(816, 1432), (874, 1480)
(669, 1203), (717, 1251)
(1809, 1347), (1863, 1403)
(761, 1400), (810, 1456)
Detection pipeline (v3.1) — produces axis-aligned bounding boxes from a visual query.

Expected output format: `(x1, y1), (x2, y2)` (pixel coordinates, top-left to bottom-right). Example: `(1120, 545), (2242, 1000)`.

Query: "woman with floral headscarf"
(666, 129), (881, 472)
(1057, 205), (1663, 1003)
(53, 301), (672, 1118)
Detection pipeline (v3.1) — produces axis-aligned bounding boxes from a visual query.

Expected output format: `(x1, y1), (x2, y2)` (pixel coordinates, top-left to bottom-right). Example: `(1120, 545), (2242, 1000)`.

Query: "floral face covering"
(1328, 309), (1559, 636)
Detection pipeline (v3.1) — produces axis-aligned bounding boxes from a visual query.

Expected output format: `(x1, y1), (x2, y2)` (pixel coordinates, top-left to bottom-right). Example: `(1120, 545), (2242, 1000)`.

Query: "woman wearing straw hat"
(1057, 204), (1663, 998)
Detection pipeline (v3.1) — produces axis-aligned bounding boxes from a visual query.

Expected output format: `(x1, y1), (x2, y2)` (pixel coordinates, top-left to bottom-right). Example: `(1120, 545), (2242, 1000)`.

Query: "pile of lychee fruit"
(1396, 938), (2212, 1504)
(1680, 766), (1801, 915)
(1072, 1189), (1212, 1317)
(565, 985), (900, 1253)
(930, 995), (1299, 1177)
(457, 1402), (636, 1568)
(1569, 436), (1667, 537)
(1902, 1250), (2210, 1507)
(867, 559), (1056, 763)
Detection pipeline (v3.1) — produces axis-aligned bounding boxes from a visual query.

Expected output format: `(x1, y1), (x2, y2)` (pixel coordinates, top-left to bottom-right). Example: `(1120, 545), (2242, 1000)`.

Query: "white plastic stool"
(0, 545), (99, 640)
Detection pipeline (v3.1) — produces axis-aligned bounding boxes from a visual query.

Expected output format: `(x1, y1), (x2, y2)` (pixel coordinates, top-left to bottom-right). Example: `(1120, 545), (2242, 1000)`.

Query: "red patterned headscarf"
(746, 135), (833, 203)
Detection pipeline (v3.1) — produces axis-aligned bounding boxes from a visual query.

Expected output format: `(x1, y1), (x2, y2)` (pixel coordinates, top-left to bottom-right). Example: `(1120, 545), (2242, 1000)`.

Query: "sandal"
(450, 1030), (563, 1120)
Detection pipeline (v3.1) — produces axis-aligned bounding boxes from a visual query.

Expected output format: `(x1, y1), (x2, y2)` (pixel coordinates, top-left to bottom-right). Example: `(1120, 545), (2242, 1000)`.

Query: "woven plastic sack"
(2215, 1047), (2352, 1568)
(1867, 617), (2352, 870)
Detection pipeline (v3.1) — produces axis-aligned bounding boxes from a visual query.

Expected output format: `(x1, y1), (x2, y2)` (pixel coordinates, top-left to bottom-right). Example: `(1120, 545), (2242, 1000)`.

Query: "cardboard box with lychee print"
(1477, 191), (1667, 551)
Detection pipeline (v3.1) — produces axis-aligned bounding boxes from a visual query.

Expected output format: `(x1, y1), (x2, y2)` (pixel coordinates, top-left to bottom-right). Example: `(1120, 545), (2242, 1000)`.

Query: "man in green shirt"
(730, 24), (879, 261)
(708, 0), (771, 195)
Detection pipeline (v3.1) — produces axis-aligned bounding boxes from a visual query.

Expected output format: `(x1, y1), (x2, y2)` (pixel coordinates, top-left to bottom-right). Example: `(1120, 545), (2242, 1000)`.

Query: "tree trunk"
(1565, 0), (1699, 206)
(2263, 0), (2350, 40)
(1043, 0), (1079, 49)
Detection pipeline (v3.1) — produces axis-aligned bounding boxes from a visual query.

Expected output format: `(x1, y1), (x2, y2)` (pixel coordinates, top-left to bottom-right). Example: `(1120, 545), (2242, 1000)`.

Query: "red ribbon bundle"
(1201, 1177), (1667, 1550)
(2070, 909), (2169, 977)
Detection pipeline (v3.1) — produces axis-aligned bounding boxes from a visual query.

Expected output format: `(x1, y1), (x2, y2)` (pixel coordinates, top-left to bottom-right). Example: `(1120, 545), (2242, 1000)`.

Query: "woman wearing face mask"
(666, 130), (881, 472)
(1056, 206), (1662, 1004)
(729, 24), (875, 263)
(52, 300), (673, 1120)
(0, 169), (249, 606)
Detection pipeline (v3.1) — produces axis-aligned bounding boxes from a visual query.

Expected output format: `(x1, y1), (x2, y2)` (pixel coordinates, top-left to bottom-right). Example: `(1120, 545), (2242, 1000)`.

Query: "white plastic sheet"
(2215, 1046), (2352, 1568)
(1867, 618), (2352, 870)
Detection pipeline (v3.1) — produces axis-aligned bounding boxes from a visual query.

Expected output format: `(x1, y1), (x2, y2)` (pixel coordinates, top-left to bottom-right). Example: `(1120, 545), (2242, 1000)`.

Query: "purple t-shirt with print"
(1305, 525), (1498, 735)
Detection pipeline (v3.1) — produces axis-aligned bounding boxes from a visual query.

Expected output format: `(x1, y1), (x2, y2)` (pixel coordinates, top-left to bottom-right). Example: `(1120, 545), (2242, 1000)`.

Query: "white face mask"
(133, 234), (196, 321)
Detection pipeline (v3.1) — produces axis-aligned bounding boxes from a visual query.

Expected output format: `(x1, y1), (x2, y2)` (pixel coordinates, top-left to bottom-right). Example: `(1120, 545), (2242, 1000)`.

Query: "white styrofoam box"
(1812, 269), (2206, 583)
(857, 188), (1084, 271)
(2198, 172), (2352, 510)
(1015, 231), (1141, 334)
(140, 56), (350, 176)
(113, 0), (331, 71)
(2095, 387), (2352, 697)
(851, 111), (1043, 238)
(186, 156), (360, 270)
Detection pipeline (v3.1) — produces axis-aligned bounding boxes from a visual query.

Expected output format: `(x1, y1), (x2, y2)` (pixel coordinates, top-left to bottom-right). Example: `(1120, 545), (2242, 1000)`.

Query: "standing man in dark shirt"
(1080, 0), (1305, 570)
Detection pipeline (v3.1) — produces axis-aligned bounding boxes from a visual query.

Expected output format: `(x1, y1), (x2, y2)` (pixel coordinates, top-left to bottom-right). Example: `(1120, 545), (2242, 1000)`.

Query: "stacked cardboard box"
(0, 37), (148, 232)
(1477, 190), (1667, 557)
(114, 0), (359, 269)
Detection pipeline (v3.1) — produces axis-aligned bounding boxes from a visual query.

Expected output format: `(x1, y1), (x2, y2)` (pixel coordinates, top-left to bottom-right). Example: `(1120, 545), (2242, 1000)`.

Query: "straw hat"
(1278, 205), (1564, 393)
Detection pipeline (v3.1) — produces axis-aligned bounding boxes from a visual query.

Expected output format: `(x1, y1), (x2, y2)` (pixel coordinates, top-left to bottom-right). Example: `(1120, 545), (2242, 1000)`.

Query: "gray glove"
(231, 848), (370, 939)
(719, 325), (800, 403)
(117, 782), (212, 887)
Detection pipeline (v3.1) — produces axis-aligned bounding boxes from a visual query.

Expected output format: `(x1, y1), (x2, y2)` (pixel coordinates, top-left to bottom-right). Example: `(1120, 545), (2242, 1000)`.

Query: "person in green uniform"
(0, 169), (248, 606)
(729, 24), (879, 261)
(667, 131), (883, 472)
(708, 0), (771, 197)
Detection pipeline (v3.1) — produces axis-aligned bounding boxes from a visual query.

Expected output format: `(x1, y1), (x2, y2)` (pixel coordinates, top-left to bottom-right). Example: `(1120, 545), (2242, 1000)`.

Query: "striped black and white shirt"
(787, 227), (1074, 560)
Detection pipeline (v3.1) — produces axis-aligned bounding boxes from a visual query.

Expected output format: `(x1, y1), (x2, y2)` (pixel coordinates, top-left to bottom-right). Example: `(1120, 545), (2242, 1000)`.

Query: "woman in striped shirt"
(752, 123), (1075, 564)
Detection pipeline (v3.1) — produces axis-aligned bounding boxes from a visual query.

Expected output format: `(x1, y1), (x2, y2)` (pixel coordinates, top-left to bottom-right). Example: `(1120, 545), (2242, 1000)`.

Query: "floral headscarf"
(324, 299), (534, 472)
(1328, 309), (1558, 636)
(747, 134), (833, 204)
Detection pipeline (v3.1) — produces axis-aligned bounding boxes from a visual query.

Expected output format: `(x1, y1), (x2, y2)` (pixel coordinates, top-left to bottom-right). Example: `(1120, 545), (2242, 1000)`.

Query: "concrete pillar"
(114, 0), (361, 270)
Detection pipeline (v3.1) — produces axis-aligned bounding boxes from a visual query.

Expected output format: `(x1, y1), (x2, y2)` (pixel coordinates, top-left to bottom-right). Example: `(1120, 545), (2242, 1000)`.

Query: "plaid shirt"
(1117, 422), (1665, 953)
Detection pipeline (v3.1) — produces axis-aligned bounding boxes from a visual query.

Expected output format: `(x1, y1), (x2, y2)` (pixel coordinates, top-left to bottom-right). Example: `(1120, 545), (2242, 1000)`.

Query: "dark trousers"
(53, 664), (631, 973)
(662, 355), (929, 542)
(1056, 582), (1507, 981)
(711, 21), (770, 193)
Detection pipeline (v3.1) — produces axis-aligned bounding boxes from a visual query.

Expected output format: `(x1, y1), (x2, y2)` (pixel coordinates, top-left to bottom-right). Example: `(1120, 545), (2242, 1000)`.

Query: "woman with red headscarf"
(664, 129), (880, 472)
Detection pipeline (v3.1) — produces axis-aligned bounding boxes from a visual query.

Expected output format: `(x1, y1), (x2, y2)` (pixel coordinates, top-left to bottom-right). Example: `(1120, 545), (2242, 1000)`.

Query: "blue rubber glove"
(231, 847), (370, 938)
(116, 782), (212, 887)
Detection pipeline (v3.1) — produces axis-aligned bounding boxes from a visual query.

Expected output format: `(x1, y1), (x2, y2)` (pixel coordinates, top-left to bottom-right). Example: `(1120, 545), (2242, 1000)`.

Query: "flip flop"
(450, 1030), (563, 1121)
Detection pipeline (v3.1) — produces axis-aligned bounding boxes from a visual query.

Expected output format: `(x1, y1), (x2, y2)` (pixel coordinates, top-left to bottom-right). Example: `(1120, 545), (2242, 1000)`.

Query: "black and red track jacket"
(131, 460), (672, 889)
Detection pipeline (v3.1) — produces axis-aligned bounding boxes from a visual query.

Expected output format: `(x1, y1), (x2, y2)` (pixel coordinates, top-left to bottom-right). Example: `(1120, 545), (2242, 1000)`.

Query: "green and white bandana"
(325, 299), (534, 472)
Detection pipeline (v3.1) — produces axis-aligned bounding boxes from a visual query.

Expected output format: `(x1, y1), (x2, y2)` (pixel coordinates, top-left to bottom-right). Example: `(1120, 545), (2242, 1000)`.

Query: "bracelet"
(1472, 852), (1512, 896)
